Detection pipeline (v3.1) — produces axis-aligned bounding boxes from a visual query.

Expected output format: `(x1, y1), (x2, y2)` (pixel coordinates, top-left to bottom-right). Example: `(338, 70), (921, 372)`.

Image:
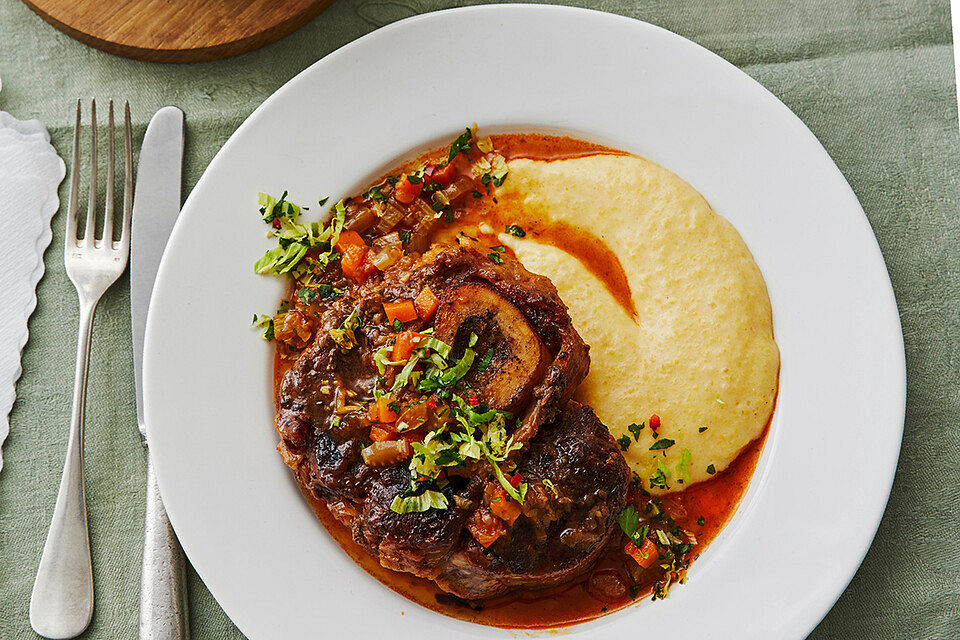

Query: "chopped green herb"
(406, 173), (423, 185)
(487, 252), (503, 265)
(649, 438), (675, 451)
(650, 459), (670, 489)
(629, 584), (642, 600)
(392, 318), (403, 331)
(628, 422), (644, 441)
(706, 464), (716, 475)
(447, 127), (474, 161)
(616, 435), (632, 451)
(398, 229), (412, 244)
(698, 426), (708, 433)
(297, 287), (318, 304)
(697, 516), (705, 527)
(476, 347), (495, 372)
(251, 314), (274, 341)
(490, 245), (505, 253)
(505, 224), (526, 238)
(676, 448), (692, 485)
(318, 196), (330, 206)
(389, 489), (449, 514)
(472, 190), (483, 198)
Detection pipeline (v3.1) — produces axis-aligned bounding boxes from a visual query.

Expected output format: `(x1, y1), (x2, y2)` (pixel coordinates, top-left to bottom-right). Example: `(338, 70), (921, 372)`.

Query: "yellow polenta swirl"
(496, 155), (779, 493)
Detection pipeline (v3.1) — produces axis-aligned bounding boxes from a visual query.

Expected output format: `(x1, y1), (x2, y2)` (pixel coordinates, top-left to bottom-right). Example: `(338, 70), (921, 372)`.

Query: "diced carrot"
(431, 161), (457, 187)
(413, 286), (440, 320)
(337, 231), (372, 282)
(336, 230), (367, 252)
(486, 483), (522, 525)
(393, 330), (422, 362)
(369, 425), (398, 442)
(625, 538), (659, 569)
(393, 174), (422, 204)
(383, 299), (418, 324)
(377, 394), (398, 423)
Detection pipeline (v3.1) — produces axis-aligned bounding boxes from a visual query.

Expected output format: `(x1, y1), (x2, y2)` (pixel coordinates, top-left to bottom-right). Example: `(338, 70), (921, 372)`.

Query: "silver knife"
(131, 106), (189, 640)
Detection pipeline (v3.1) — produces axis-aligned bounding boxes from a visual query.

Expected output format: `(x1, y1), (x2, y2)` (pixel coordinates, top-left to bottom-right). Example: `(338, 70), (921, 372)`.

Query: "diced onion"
(361, 440), (411, 466)
(344, 207), (378, 233)
(370, 242), (403, 270)
(441, 175), (475, 203)
(375, 202), (406, 234)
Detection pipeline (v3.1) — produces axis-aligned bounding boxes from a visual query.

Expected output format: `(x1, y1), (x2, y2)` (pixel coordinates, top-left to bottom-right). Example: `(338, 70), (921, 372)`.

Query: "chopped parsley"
(489, 245), (505, 253)
(697, 516), (705, 526)
(392, 318), (403, 331)
(628, 422), (644, 441)
(447, 127), (474, 162)
(706, 464), (716, 475)
(649, 438), (675, 451)
(297, 287), (317, 304)
(650, 459), (670, 489)
(617, 506), (649, 546)
(698, 426), (709, 433)
(487, 252), (503, 265)
(398, 229), (412, 244)
(616, 435), (632, 451)
(472, 190), (483, 198)
(505, 224), (526, 238)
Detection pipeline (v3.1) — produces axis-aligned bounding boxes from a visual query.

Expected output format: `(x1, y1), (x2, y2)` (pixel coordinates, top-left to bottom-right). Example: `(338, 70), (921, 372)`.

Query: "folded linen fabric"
(0, 110), (65, 473)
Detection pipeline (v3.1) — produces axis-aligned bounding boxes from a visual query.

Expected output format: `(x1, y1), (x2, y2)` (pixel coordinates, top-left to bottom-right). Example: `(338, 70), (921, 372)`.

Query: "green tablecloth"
(1, 0), (957, 637)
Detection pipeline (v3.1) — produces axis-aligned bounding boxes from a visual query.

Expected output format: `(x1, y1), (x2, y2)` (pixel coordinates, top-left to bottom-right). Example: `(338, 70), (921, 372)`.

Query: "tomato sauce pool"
(272, 134), (773, 629)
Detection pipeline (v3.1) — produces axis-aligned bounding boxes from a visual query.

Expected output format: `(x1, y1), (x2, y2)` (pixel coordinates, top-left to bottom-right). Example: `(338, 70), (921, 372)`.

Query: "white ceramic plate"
(144, 6), (905, 639)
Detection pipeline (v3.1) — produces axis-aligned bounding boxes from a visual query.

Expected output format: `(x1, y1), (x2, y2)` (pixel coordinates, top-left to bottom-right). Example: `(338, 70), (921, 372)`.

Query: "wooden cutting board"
(22, 0), (335, 63)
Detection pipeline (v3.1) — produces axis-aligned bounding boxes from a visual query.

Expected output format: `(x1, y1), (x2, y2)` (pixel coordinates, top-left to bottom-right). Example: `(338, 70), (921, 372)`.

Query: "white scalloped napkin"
(0, 111), (65, 472)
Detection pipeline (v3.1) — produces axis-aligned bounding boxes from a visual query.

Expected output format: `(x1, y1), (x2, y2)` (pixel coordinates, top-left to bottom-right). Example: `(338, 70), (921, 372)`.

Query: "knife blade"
(130, 106), (189, 640)
(132, 106), (184, 436)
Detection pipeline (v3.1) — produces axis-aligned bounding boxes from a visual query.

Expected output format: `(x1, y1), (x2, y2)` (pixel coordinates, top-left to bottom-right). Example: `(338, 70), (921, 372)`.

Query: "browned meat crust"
(274, 242), (627, 598)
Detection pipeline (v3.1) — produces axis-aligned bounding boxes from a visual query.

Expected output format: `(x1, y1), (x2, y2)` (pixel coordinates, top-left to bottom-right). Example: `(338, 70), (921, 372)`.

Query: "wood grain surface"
(21, 0), (334, 63)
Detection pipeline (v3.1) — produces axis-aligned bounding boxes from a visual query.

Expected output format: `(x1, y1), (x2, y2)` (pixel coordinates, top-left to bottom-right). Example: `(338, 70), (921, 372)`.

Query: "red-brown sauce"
(272, 133), (772, 629)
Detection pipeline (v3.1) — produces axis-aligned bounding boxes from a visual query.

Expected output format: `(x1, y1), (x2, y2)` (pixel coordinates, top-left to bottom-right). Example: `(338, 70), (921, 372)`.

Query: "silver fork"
(30, 98), (133, 640)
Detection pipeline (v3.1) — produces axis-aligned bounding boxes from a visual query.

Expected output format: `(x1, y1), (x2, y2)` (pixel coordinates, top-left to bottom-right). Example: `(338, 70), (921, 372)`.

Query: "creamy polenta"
(495, 154), (779, 493)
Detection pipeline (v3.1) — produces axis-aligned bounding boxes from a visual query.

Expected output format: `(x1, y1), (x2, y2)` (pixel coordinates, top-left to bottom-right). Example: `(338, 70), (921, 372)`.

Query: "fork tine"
(101, 100), (115, 246)
(119, 101), (133, 247)
(65, 100), (81, 247)
(82, 98), (98, 247)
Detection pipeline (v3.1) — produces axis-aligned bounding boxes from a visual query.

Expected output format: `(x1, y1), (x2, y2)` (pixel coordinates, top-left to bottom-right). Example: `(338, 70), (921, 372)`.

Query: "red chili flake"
(509, 473), (523, 488)
(425, 397), (437, 410)
(271, 219), (281, 229)
(649, 414), (661, 430)
(468, 393), (480, 407)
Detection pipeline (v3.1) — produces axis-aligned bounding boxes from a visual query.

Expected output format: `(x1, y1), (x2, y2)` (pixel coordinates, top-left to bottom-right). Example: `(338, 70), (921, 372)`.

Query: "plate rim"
(144, 5), (906, 639)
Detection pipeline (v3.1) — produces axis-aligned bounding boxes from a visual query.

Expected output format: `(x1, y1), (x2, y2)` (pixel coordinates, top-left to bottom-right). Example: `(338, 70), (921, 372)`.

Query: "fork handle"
(30, 299), (96, 640)
(139, 453), (189, 640)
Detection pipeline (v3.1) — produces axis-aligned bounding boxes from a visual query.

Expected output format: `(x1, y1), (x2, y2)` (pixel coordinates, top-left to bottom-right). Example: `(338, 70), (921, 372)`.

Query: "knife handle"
(139, 454), (189, 640)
